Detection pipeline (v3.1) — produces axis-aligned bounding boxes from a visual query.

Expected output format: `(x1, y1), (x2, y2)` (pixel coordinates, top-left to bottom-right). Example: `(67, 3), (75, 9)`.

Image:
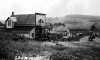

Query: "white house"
(5, 12), (49, 39)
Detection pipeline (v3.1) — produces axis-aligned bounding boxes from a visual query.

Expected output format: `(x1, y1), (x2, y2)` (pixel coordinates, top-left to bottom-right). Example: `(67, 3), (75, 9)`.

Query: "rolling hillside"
(46, 15), (100, 30)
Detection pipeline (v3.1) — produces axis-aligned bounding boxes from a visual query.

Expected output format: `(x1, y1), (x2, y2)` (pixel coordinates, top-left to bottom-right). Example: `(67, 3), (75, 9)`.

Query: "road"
(42, 36), (100, 48)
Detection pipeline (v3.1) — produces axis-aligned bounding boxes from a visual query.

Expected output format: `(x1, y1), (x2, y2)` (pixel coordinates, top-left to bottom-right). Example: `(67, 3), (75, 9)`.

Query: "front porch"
(35, 26), (50, 40)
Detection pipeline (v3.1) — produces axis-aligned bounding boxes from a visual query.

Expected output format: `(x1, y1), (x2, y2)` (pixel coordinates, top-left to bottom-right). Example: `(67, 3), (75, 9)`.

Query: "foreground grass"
(50, 47), (100, 60)
(0, 39), (56, 60)
(0, 38), (100, 60)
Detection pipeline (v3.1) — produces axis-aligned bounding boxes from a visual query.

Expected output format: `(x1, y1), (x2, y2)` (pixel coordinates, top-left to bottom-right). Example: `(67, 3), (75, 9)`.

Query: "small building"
(0, 22), (5, 32)
(5, 12), (50, 39)
(56, 26), (70, 36)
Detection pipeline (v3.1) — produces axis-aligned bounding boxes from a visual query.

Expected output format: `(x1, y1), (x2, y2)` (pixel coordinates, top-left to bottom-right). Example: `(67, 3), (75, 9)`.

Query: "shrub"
(50, 47), (100, 60)
(50, 51), (80, 60)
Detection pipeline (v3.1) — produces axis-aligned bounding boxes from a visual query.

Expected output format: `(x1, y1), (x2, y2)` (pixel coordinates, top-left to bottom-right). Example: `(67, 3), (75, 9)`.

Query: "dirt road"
(42, 36), (100, 48)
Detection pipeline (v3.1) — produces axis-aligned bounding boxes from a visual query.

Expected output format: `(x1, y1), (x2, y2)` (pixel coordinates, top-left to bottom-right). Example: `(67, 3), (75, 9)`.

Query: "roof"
(36, 25), (50, 29)
(50, 30), (57, 33)
(5, 26), (34, 33)
(5, 12), (47, 26)
(56, 26), (69, 32)
(0, 23), (5, 26)
(0, 23), (5, 29)
(35, 13), (46, 15)
(5, 17), (17, 22)
(11, 14), (35, 26)
(9, 17), (17, 22)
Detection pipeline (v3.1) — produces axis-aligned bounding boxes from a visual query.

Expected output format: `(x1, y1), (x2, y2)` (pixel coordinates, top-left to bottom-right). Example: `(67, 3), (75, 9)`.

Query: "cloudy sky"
(0, 0), (100, 21)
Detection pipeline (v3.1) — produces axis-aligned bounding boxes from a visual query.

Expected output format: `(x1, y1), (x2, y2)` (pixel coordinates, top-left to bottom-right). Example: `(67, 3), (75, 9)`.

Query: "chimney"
(12, 12), (14, 16)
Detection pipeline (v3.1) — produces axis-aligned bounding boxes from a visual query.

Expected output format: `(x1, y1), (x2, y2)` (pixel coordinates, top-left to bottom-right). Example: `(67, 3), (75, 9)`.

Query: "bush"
(50, 51), (80, 60)
(0, 32), (28, 60)
(50, 47), (100, 60)
(0, 40), (18, 60)
(51, 45), (66, 51)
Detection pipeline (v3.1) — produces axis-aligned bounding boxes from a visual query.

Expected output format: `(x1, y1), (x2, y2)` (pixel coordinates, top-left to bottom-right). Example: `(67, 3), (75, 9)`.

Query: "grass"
(1, 38), (100, 60)
(0, 32), (100, 60)
(50, 47), (100, 60)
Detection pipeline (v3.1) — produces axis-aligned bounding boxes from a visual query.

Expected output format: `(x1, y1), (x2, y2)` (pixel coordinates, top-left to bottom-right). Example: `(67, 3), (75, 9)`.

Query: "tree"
(53, 23), (66, 27)
(61, 23), (66, 27)
(54, 23), (58, 26)
(90, 24), (97, 31)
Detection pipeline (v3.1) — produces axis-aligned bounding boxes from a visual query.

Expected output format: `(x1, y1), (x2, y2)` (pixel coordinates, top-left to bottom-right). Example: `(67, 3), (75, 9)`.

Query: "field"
(0, 32), (100, 60)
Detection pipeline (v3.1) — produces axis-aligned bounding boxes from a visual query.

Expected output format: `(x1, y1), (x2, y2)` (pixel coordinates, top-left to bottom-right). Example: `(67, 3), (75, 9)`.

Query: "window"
(32, 33), (34, 37)
(42, 20), (44, 23)
(38, 19), (44, 23)
(8, 20), (11, 26)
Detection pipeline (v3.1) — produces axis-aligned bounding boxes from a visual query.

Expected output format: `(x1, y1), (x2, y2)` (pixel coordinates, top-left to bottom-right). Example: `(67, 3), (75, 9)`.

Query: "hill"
(64, 14), (100, 22)
(46, 17), (65, 24)
(46, 15), (100, 30)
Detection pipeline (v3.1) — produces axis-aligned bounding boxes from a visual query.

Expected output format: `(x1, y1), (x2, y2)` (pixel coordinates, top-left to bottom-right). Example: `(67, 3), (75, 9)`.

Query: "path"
(42, 36), (100, 48)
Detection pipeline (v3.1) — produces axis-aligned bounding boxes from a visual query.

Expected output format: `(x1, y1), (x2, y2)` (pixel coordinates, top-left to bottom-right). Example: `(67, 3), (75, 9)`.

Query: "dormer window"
(38, 19), (44, 23)
(8, 20), (11, 26)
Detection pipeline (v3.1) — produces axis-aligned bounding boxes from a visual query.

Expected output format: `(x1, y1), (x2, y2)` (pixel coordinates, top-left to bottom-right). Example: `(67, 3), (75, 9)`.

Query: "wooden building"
(5, 12), (50, 39)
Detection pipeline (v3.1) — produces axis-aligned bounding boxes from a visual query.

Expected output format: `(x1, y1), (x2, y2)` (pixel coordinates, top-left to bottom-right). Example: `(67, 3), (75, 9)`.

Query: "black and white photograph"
(0, 0), (100, 60)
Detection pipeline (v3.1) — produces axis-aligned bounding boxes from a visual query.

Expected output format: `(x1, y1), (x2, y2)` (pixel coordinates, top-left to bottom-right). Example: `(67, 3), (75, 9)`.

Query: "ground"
(42, 36), (100, 48)
(1, 36), (100, 60)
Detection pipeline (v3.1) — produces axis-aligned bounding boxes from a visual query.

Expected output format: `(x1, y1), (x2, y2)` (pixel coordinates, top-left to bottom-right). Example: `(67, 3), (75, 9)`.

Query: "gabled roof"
(9, 17), (17, 22)
(5, 17), (17, 22)
(11, 14), (35, 26)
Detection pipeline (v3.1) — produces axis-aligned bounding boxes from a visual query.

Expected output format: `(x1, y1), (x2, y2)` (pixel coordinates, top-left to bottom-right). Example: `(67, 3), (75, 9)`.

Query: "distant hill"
(65, 14), (100, 19)
(46, 14), (100, 30)
(64, 15), (100, 30)
(46, 17), (65, 24)
(47, 15), (100, 24)
(64, 14), (100, 22)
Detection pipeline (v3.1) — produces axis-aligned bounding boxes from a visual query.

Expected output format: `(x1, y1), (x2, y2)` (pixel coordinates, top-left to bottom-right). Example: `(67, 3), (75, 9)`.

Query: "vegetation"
(90, 24), (97, 31)
(48, 22), (66, 30)
(0, 31), (100, 60)
(50, 47), (100, 60)
(53, 23), (66, 27)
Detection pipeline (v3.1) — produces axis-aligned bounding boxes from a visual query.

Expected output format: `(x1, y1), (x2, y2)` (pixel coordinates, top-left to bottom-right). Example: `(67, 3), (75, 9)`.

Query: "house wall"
(36, 14), (46, 26)
(21, 34), (30, 38)
(29, 27), (35, 38)
(18, 27), (35, 39)
(12, 22), (15, 28)
(6, 19), (13, 28)
(20, 27), (35, 39)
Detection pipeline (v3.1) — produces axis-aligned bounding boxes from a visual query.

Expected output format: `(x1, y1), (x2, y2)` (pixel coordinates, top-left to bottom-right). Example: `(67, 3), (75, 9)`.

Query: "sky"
(0, 0), (100, 21)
